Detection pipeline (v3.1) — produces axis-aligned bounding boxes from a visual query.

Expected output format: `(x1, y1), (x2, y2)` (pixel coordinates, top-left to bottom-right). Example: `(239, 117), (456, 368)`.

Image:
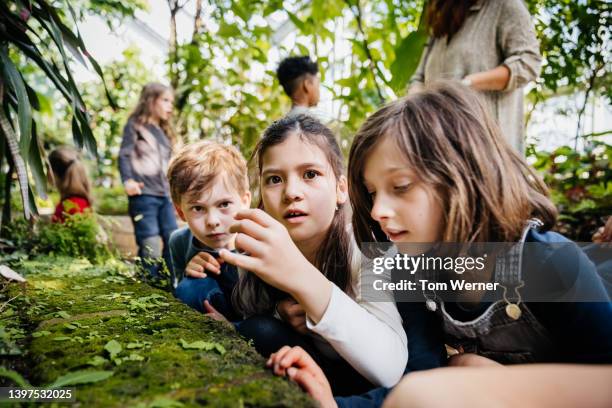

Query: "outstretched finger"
(280, 347), (326, 379)
(287, 367), (322, 397)
(228, 218), (269, 241)
(219, 249), (259, 272)
(266, 351), (277, 367)
(278, 346), (312, 370)
(233, 208), (275, 228)
(269, 346), (293, 375)
(234, 233), (266, 258)
(268, 345), (292, 365)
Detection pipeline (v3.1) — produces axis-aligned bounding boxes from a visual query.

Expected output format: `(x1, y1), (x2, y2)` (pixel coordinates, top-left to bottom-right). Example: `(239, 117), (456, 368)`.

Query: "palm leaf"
(0, 47), (32, 159)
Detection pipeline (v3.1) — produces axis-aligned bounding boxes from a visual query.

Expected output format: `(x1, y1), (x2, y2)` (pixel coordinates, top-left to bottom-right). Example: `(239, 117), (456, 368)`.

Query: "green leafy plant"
(93, 185), (128, 215)
(5, 211), (114, 263)
(530, 140), (611, 241)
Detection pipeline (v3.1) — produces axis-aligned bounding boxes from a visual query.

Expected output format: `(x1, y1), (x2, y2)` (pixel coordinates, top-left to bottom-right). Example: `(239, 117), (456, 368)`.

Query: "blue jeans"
(175, 277), (238, 320)
(128, 194), (177, 282)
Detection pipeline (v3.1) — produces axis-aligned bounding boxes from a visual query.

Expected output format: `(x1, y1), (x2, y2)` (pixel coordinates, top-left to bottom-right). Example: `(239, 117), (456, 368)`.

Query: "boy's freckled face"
(175, 177), (250, 250)
(363, 136), (444, 245)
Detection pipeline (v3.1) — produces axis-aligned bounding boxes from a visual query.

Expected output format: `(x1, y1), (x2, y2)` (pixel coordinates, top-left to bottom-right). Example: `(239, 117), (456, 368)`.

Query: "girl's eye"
(304, 170), (319, 180)
(394, 184), (411, 193)
(266, 175), (282, 185)
(219, 201), (232, 208)
(367, 191), (376, 199)
(191, 205), (203, 212)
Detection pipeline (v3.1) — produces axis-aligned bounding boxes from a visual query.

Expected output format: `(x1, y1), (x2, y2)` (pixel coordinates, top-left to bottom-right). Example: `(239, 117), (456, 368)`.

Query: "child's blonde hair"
(48, 146), (92, 203)
(348, 81), (557, 245)
(129, 82), (176, 145)
(167, 141), (249, 205)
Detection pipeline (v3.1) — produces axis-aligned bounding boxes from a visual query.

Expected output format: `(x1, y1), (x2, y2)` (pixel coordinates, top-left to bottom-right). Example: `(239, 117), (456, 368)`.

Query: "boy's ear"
(336, 175), (348, 205)
(241, 191), (252, 208)
(303, 76), (314, 95)
(174, 203), (186, 222)
(300, 76), (311, 95)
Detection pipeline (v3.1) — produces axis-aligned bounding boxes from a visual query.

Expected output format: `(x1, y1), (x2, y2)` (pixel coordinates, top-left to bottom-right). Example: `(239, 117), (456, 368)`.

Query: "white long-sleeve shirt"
(304, 239), (408, 388)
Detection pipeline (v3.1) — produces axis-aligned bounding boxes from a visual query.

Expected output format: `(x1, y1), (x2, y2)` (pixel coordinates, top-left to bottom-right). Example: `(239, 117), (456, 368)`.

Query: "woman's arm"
(461, 0), (541, 93)
(495, 0), (541, 92)
(462, 65), (511, 91)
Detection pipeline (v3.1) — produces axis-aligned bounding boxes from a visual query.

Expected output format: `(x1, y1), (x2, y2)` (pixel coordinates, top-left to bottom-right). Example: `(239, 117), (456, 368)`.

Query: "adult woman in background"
(409, 0), (541, 154)
(119, 83), (178, 286)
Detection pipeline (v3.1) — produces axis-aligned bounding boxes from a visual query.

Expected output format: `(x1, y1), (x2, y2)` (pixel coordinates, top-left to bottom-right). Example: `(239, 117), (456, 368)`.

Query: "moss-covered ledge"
(1, 255), (314, 407)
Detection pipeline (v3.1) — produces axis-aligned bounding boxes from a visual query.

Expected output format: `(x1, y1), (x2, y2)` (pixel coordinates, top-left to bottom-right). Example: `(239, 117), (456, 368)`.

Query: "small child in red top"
(49, 147), (93, 222)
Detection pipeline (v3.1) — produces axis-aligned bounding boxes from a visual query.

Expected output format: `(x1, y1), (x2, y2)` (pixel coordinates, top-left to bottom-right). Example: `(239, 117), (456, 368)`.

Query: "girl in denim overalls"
(262, 82), (612, 408)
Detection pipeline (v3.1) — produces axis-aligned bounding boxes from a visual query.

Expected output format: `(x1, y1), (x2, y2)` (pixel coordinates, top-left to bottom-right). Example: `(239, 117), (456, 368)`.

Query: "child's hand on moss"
(277, 298), (308, 334)
(267, 346), (336, 408)
(203, 300), (229, 322)
(186, 252), (222, 278)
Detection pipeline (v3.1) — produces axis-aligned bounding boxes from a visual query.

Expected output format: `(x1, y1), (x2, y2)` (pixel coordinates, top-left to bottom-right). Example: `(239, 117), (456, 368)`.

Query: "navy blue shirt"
(168, 227), (239, 296)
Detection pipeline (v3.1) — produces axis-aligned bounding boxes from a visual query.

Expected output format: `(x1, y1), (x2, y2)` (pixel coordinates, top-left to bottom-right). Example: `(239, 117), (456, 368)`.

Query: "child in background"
(277, 56), (333, 124)
(167, 141), (251, 321)
(219, 115), (408, 396)
(49, 146), (92, 223)
(277, 56), (320, 114)
(265, 82), (612, 407)
(119, 82), (178, 284)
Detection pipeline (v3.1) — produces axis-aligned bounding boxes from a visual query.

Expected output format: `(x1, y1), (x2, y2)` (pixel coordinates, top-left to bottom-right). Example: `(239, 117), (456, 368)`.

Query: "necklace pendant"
(505, 303), (522, 320)
(426, 299), (437, 312)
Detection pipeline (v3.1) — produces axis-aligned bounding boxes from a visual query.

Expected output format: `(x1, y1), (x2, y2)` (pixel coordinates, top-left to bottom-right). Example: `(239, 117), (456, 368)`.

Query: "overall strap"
(494, 218), (543, 319)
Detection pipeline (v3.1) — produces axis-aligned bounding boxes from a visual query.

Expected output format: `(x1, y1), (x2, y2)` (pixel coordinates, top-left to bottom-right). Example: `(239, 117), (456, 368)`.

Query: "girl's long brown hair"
(48, 146), (92, 203)
(128, 82), (176, 145)
(232, 114), (353, 317)
(348, 81), (557, 248)
(425, 0), (476, 41)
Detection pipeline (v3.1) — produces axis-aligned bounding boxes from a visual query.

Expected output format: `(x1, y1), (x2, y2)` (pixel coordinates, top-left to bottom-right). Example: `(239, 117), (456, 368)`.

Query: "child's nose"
(283, 178), (304, 202)
(370, 195), (393, 221)
(205, 212), (221, 227)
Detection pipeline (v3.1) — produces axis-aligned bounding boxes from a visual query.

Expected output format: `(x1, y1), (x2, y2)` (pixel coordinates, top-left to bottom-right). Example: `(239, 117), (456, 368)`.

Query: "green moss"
(1, 255), (315, 407)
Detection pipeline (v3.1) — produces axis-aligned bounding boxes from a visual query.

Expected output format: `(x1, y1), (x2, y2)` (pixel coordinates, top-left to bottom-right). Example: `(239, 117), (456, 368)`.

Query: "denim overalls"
(427, 219), (556, 364)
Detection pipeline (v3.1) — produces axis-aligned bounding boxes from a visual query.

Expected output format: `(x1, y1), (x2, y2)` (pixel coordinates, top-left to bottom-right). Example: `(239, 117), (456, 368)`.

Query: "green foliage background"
(1, 0), (610, 239)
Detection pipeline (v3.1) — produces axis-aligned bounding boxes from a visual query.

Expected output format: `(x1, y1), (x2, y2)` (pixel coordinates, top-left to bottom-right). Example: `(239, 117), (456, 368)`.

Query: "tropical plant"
(531, 141), (611, 241)
(0, 0), (116, 230)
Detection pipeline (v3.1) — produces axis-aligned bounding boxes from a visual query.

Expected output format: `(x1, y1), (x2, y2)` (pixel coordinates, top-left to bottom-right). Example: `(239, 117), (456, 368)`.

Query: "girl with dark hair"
(219, 114), (408, 396)
(118, 82), (178, 284)
(409, 0), (541, 154)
